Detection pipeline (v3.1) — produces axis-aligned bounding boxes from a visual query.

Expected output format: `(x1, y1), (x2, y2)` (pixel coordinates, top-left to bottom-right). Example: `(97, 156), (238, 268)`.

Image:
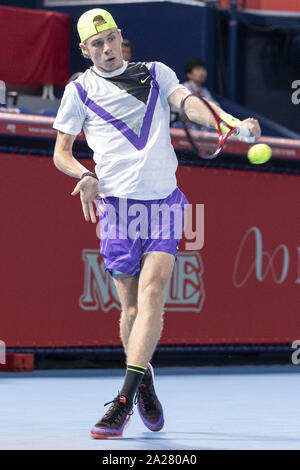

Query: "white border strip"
(243, 9), (300, 17)
(44, 0), (205, 7)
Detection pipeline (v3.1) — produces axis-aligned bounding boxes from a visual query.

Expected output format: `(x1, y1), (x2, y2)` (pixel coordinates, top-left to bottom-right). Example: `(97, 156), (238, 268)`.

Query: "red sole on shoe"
(90, 431), (123, 439)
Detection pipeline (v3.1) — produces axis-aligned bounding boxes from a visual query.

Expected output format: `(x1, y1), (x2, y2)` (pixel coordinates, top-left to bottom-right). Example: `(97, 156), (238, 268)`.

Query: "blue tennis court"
(1, 365), (299, 450)
(1, 0), (300, 454)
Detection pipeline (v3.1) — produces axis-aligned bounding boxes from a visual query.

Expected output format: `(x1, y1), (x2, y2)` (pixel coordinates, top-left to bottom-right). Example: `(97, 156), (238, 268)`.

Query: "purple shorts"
(98, 187), (189, 277)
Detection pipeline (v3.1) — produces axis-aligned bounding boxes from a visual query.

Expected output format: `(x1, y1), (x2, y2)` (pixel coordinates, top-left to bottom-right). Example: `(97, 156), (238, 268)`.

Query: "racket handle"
(235, 126), (256, 142)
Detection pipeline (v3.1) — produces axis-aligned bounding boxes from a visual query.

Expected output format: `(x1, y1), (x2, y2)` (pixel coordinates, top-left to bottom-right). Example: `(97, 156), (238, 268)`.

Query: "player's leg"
(113, 269), (165, 431)
(125, 251), (173, 432)
(131, 187), (188, 432)
(91, 189), (181, 438)
(90, 252), (173, 438)
(99, 240), (174, 413)
(91, 193), (146, 438)
(116, 252), (173, 409)
(112, 274), (139, 356)
(126, 251), (174, 367)
(90, 273), (139, 439)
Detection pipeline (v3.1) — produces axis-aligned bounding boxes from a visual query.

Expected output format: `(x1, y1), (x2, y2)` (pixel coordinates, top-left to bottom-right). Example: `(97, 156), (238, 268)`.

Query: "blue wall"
(39, 2), (215, 88)
(243, 28), (300, 134)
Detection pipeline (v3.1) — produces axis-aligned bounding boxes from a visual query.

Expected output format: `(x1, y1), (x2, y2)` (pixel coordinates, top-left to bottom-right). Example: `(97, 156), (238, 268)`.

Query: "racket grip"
(235, 126), (256, 142)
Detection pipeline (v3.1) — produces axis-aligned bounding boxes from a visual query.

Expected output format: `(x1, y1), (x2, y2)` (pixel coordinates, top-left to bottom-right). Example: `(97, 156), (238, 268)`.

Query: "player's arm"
(168, 87), (261, 139)
(53, 130), (89, 178)
(53, 130), (105, 223)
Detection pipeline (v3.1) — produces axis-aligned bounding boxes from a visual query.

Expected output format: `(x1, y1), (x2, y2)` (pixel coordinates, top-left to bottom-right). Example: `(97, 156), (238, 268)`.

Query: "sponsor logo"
(165, 251), (205, 312)
(233, 226), (300, 287)
(80, 250), (205, 313)
(140, 74), (151, 84)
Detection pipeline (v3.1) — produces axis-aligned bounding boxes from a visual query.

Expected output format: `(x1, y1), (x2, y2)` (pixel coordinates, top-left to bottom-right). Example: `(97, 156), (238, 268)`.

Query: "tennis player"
(53, 8), (261, 439)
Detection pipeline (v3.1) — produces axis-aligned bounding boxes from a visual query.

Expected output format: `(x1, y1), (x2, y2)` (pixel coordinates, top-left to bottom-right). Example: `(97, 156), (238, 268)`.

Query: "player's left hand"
(71, 176), (106, 223)
(239, 118), (261, 140)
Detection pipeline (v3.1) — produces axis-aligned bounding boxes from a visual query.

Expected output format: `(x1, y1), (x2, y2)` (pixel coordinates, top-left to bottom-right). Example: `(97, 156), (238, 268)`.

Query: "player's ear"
(79, 42), (90, 59)
(118, 28), (123, 42)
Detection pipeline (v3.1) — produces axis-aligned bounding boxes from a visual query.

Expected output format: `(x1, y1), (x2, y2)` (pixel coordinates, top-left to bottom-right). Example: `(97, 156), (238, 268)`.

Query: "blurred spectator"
(122, 39), (132, 62)
(170, 58), (218, 126)
(183, 58), (219, 105)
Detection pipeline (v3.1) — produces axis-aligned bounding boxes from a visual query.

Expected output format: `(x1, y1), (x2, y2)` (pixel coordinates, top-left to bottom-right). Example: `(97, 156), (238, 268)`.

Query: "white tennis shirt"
(53, 61), (186, 200)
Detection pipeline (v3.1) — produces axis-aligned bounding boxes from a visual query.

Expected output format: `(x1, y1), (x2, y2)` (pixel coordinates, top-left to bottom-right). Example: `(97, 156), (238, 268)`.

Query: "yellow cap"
(77, 8), (118, 43)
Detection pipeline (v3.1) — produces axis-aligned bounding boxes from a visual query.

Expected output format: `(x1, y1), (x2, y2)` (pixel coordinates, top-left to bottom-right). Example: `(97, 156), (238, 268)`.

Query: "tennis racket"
(180, 94), (255, 160)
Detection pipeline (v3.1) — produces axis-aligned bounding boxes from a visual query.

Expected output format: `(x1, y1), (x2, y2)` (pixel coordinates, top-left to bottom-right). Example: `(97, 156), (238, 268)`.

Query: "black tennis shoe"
(90, 394), (133, 439)
(135, 363), (164, 431)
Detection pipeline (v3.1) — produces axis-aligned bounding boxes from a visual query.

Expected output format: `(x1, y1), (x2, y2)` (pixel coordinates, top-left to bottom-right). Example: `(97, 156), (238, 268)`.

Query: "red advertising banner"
(218, 0), (299, 11)
(0, 6), (70, 87)
(0, 152), (299, 347)
(245, 0), (299, 11)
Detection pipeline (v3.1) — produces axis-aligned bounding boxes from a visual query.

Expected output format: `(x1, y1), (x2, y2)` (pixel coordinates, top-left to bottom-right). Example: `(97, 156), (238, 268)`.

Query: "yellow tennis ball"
(247, 143), (272, 164)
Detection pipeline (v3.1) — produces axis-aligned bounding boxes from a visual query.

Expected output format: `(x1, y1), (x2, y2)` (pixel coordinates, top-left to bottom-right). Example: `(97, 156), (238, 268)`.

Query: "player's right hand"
(239, 118), (261, 140)
(71, 176), (106, 223)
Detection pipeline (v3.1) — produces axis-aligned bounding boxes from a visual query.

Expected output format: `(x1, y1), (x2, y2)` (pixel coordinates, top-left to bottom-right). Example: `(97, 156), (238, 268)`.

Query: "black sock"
(119, 363), (147, 406)
(140, 365), (151, 384)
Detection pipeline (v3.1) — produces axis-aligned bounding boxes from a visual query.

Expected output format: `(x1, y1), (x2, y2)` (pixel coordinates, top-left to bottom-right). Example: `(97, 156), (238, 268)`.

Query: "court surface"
(0, 365), (299, 450)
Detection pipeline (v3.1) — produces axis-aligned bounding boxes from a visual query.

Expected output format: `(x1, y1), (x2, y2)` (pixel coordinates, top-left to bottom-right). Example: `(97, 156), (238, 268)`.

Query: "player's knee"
(122, 305), (138, 319)
(140, 281), (166, 304)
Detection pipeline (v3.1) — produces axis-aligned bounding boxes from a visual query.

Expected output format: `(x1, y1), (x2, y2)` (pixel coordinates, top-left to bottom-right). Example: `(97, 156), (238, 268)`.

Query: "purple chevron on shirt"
(73, 62), (159, 151)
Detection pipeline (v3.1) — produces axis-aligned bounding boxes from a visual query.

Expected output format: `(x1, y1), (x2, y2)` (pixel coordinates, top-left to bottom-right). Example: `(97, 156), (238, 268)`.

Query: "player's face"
(188, 66), (207, 86)
(81, 28), (124, 72)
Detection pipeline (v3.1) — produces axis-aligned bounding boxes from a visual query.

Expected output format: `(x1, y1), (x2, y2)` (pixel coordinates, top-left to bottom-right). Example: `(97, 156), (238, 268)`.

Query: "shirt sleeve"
(153, 62), (186, 100)
(53, 82), (86, 136)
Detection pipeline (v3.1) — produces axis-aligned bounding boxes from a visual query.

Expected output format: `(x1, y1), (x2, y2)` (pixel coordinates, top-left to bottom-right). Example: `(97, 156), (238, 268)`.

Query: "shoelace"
(102, 395), (133, 425)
